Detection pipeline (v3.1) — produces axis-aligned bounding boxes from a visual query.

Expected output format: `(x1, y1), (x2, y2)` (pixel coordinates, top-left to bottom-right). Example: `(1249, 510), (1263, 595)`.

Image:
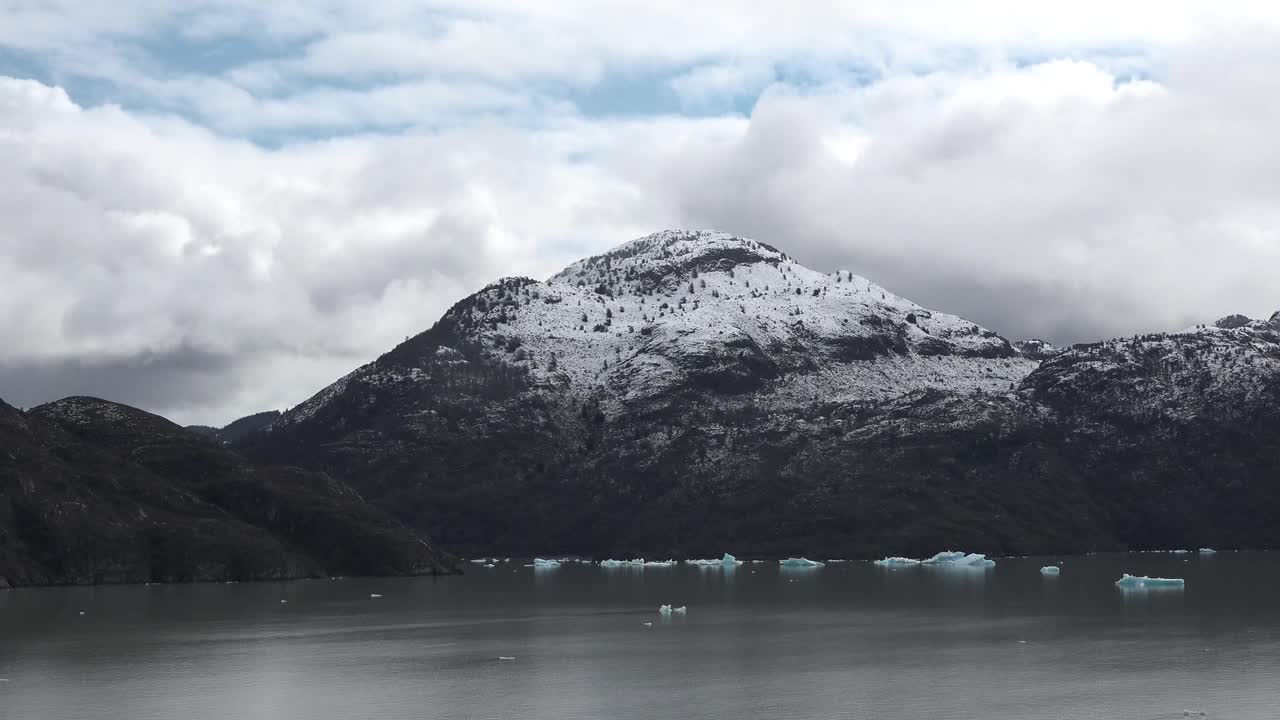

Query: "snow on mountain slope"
(272, 230), (1036, 425)
(1027, 312), (1280, 424)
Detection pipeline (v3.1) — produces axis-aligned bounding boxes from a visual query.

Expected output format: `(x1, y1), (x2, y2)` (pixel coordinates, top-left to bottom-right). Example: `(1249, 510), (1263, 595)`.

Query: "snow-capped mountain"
(273, 230), (1034, 429)
(239, 231), (1280, 559)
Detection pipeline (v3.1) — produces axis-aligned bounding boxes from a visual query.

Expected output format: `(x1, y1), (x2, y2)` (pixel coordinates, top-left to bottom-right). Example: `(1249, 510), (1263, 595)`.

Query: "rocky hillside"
(237, 230), (1280, 559)
(0, 396), (456, 588)
(188, 410), (282, 445)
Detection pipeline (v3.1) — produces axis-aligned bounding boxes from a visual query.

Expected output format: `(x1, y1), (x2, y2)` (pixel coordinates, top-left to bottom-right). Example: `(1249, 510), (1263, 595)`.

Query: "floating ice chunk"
(533, 558), (562, 568)
(600, 559), (644, 568)
(779, 557), (824, 568)
(470, 559), (488, 564)
(827, 559), (847, 563)
(673, 606), (687, 615)
(687, 553), (743, 567)
(498, 656), (515, 661)
(278, 601), (286, 604)
(1040, 566), (1060, 576)
(1115, 574), (1185, 589)
(370, 593), (382, 598)
(644, 560), (676, 567)
(920, 551), (995, 568)
(659, 604), (673, 616)
(1199, 548), (1217, 555)
(79, 610), (87, 615)
(643, 622), (653, 627)
(1183, 710), (1206, 717)
(874, 557), (922, 567)
(483, 563), (496, 568)
(1172, 549), (1190, 554)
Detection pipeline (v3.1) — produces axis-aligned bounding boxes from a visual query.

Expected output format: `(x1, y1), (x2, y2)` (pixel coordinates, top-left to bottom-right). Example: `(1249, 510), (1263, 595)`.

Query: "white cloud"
(5, 5), (1280, 424)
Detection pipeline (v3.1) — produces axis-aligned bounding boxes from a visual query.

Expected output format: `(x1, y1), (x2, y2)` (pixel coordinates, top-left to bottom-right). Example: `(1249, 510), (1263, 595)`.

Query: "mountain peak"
(551, 230), (787, 293)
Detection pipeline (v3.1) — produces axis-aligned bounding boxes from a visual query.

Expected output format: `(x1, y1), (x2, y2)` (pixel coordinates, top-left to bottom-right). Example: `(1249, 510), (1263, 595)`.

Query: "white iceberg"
(600, 558), (645, 568)
(498, 656), (515, 661)
(533, 558), (562, 568)
(779, 557), (824, 568)
(686, 553), (743, 568)
(1172, 549), (1190, 554)
(659, 604), (673, 616)
(921, 551), (996, 568)
(644, 560), (677, 567)
(673, 606), (687, 614)
(469, 559), (488, 564)
(1115, 573), (1185, 589)
(483, 563), (495, 568)
(874, 557), (922, 567)
(1198, 548), (1216, 555)
(1040, 566), (1060, 576)
(369, 593), (382, 598)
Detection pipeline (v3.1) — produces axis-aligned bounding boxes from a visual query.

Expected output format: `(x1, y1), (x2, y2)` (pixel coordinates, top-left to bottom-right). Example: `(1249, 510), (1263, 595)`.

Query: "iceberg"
(1172, 549), (1190, 554)
(369, 593), (383, 598)
(483, 563), (496, 568)
(533, 558), (562, 568)
(659, 604), (673, 616)
(1198, 548), (1216, 555)
(600, 559), (645, 568)
(687, 553), (744, 567)
(779, 557), (825, 568)
(469, 559), (488, 564)
(1040, 566), (1060, 576)
(1115, 573), (1185, 589)
(920, 551), (996, 568)
(673, 606), (687, 614)
(644, 560), (676, 567)
(874, 557), (922, 567)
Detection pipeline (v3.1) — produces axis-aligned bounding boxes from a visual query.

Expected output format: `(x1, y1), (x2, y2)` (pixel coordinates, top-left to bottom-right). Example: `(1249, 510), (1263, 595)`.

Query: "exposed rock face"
(0, 396), (455, 587)
(225, 231), (1280, 558)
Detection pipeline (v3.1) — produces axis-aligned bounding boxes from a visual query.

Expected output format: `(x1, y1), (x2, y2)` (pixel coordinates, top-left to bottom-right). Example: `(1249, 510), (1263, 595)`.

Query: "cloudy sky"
(3, 2), (1280, 425)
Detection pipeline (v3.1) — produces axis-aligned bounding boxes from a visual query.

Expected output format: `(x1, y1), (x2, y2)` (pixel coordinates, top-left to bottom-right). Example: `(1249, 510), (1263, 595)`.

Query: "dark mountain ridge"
(0, 396), (456, 588)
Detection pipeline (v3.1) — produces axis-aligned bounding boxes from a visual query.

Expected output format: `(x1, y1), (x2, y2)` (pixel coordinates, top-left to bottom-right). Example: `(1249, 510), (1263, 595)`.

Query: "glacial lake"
(2, 552), (1278, 719)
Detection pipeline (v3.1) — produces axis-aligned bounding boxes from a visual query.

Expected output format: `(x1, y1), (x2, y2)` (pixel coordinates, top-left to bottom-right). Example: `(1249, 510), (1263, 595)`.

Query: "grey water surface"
(1, 552), (1277, 719)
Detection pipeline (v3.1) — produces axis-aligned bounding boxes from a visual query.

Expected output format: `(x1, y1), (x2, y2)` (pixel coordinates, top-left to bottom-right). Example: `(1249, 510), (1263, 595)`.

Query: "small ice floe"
(1172, 549), (1190, 555)
(533, 558), (562, 569)
(1199, 548), (1217, 555)
(1183, 710), (1206, 717)
(642, 622), (653, 627)
(370, 593), (383, 598)
(659, 604), (672, 616)
(826, 559), (847, 563)
(470, 559), (488, 564)
(498, 656), (516, 661)
(922, 551), (996, 568)
(779, 557), (824, 569)
(1115, 574), (1185, 589)
(874, 557), (921, 567)
(600, 559), (644, 569)
(279, 600), (287, 604)
(1040, 566), (1061, 576)
(483, 564), (495, 568)
(687, 553), (743, 568)
(643, 560), (677, 568)
(672, 606), (687, 615)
